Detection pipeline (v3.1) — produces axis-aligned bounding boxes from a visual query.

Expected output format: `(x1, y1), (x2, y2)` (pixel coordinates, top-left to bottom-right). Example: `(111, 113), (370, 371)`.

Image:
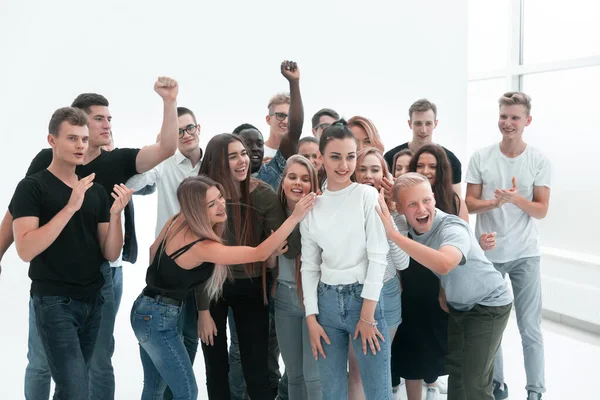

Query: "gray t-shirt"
(409, 209), (513, 311)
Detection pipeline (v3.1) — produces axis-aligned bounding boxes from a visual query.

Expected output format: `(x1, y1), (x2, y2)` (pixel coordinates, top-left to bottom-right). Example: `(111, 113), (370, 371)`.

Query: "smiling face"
(322, 137), (357, 191)
(205, 185), (227, 225)
(415, 152), (437, 185)
(498, 104), (531, 140)
(356, 153), (384, 190)
(282, 162), (312, 208)
(298, 141), (322, 171)
(238, 128), (264, 173)
(227, 140), (250, 182)
(408, 109), (438, 147)
(177, 113), (200, 155)
(396, 181), (436, 233)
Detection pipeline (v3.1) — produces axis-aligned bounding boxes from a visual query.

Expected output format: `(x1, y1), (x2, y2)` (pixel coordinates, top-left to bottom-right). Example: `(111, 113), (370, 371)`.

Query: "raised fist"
(281, 60), (299, 82)
(154, 76), (179, 101)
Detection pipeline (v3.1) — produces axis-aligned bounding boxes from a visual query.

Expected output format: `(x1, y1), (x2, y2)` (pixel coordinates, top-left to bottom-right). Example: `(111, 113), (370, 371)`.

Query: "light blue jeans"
(493, 256), (545, 394)
(131, 294), (198, 400)
(316, 282), (391, 400)
(274, 282), (322, 400)
(24, 263), (122, 400)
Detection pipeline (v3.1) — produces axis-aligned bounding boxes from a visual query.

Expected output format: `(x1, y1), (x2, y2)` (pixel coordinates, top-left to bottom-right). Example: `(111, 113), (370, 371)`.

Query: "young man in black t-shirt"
(384, 99), (462, 195)
(11, 107), (133, 399)
(0, 77), (179, 400)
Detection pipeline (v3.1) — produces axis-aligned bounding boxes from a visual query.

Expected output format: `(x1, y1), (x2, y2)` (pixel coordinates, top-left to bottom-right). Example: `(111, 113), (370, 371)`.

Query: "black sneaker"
(493, 381), (509, 400)
(527, 391), (542, 400)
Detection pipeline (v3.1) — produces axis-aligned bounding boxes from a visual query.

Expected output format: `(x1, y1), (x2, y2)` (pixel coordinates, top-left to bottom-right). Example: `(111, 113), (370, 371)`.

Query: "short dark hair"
(48, 107), (89, 137)
(71, 93), (109, 114)
(299, 136), (319, 146)
(319, 119), (356, 154)
(311, 108), (340, 128)
(408, 99), (437, 120)
(232, 123), (262, 135)
(177, 106), (198, 124)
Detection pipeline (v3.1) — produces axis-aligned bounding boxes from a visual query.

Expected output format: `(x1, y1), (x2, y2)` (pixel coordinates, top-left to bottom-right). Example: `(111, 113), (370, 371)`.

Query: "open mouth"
(216, 210), (226, 217)
(416, 215), (430, 225)
(235, 167), (246, 173)
(335, 171), (349, 177)
(290, 188), (304, 194)
(74, 152), (84, 157)
(250, 155), (261, 161)
(363, 182), (375, 187)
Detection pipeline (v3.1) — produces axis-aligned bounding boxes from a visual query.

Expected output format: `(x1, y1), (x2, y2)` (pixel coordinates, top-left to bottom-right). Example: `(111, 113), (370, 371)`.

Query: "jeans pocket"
(132, 312), (152, 344)
(38, 296), (72, 310)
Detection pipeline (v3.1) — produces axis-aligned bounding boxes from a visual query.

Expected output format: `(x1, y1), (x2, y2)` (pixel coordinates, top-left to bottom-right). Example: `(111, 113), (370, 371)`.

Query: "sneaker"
(527, 391), (542, 400)
(425, 386), (440, 400)
(493, 381), (509, 400)
(423, 377), (448, 394)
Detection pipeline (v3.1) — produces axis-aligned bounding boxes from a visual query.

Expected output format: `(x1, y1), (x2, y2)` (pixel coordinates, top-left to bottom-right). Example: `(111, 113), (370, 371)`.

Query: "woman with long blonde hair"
(130, 175), (314, 400)
(270, 155), (321, 399)
(348, 116), (385, 154)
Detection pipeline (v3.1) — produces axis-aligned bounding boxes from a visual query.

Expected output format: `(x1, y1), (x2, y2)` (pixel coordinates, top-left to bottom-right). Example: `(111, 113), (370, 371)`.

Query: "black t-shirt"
(384, 142), (462, 184)
(26, 147), (141, 199)
(144, 239), (215, 301)
(9, 170), (110, 298)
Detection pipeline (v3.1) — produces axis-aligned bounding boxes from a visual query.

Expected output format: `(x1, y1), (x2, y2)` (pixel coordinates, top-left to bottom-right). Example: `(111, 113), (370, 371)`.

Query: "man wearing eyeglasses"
(311, 108), (339, 140)
(264, 93), (291, 163)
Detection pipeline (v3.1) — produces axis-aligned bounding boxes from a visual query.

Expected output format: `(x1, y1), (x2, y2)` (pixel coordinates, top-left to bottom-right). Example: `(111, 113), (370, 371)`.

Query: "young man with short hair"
(264, 92), (291, 160)
(11, 107), (133, 399)
(377, 172), (513, 400)
(311, 108), (339, 139)
(0, 77), (179, 400)
(465, 92), (551, 400)
(384, 99), (462, 194)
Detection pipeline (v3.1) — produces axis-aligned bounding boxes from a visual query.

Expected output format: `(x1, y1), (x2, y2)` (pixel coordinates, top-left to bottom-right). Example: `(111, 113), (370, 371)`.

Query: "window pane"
(467, 78), (508, 155)
(524, 0), (600, 64)
(522, 66), (600, 256)
(468, 0), (511, 74)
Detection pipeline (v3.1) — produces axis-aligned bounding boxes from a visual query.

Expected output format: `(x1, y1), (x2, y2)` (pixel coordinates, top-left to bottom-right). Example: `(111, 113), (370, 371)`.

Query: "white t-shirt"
(300, 183), (389, 316)
(126, 150), (201, 238)
(263, 145), (278, 159)
(466, 143), (551, 263)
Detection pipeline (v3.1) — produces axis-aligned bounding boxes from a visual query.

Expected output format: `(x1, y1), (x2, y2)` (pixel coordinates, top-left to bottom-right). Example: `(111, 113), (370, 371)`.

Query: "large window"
(468, 0), (600, 257)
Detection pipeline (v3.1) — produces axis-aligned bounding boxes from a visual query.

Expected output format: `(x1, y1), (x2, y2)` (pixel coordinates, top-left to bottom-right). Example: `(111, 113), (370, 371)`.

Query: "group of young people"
(0, 60), (551, 400)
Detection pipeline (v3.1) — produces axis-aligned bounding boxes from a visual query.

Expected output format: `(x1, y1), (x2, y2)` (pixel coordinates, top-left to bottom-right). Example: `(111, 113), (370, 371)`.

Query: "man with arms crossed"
(465, 92), (551, 400)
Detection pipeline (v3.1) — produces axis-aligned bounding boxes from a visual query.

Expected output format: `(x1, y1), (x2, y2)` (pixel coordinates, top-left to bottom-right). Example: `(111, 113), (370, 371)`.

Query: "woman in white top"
(300, 120), (392, 400)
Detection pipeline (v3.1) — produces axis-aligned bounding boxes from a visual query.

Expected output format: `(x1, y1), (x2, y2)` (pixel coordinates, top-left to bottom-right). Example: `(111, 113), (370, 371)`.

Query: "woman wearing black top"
(130, 175), (314, 400)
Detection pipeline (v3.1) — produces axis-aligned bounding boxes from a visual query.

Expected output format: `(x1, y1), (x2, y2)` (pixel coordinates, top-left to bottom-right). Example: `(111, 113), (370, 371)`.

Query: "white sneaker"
(423, 377), (448, 394)
(425, 386), (440, 400)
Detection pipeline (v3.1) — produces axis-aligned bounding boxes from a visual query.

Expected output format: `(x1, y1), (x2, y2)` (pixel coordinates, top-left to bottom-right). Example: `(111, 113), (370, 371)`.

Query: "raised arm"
(135, 77), (179, 173)
(387, 214), (409, 271)
(278, 60), (303, 160)
(97, 184), (133, 262)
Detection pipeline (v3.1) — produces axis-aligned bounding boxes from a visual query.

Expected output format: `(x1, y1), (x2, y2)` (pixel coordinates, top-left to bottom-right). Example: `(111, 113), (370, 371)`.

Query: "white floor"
(1, 257), (598, 399)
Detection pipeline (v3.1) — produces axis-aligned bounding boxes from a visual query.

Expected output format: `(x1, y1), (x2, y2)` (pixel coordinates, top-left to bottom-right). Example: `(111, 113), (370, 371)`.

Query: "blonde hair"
(392, 172), (431, 203)
(267, 92), (291, 114)
(163, 175), (230, 300)
(356, 147), (390, 179)
(348, 116), (385, 154)
(498, 91), (532, 115)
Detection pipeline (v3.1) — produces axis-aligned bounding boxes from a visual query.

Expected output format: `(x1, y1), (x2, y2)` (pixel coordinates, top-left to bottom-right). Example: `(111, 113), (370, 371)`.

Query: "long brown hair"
(275, 155), (319, 303)
(199, 133), (260, 275)
(409, 144), (459, 215)
(161, 175), (229, 300)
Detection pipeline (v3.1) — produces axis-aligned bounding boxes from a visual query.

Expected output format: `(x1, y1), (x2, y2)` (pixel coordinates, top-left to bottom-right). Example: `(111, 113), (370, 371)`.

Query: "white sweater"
(300, 183), (389, 316)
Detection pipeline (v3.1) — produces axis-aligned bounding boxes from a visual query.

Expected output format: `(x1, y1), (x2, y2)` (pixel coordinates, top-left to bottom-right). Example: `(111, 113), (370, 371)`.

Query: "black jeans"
(201, 277), (273, 400)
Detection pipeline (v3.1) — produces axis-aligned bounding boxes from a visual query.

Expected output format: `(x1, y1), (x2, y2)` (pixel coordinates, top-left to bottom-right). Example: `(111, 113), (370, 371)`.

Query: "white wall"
(0, 0), (467, 398)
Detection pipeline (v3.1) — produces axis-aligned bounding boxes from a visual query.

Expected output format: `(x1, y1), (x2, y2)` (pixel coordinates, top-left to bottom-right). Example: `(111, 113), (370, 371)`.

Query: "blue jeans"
(493, 256), (545, 394)
(32, 293), (104, 400)
(131, 294), (198, 400)
(316, 282), (391, 400)
(164, 293), (200, 400)
(25, 263), (120, 400)
(274, 282), (322, 400)
(89, 264), (122, 400)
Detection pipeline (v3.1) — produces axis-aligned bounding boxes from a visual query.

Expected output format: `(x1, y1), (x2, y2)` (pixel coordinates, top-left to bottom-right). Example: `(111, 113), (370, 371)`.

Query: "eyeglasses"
(178, 124), (198, 138)
(270, 112), (288, 122)
(314, 123), (331, 131)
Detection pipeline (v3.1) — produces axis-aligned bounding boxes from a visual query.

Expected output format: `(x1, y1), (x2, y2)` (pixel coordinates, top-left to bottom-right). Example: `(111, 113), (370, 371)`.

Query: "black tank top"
(143, 238), (215, 301)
